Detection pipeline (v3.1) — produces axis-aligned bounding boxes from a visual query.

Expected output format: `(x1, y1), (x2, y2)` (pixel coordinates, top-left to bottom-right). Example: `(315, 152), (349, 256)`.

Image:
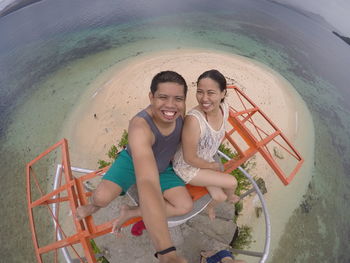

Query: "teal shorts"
(102, 149), (185, 194)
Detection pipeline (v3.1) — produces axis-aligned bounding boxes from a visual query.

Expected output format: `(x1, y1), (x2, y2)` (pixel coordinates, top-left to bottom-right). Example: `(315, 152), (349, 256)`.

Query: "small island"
(333, 31), (350, 46)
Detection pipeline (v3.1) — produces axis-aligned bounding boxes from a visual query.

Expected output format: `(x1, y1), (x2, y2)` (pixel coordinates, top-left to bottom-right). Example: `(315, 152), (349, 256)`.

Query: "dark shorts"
(102, 149), (185, 194)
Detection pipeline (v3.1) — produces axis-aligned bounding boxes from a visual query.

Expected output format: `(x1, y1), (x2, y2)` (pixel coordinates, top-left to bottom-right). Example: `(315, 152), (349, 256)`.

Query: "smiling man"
(77, 71), (192, 263)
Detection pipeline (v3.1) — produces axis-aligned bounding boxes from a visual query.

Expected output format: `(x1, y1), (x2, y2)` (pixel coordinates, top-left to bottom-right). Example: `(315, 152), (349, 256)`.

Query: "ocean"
(0, 0), (349, 262)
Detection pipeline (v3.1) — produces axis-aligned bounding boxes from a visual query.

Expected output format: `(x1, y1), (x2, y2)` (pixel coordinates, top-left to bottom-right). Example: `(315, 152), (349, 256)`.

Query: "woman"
(173, 69), (239, 220)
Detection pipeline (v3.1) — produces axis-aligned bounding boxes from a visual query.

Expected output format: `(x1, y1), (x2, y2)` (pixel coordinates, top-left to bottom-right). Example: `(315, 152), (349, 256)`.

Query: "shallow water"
(1, 0), (350, 262)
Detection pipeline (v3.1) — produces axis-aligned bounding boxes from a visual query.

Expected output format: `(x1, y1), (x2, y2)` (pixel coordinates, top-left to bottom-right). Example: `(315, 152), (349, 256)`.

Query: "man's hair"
(150, 71), (188, 97)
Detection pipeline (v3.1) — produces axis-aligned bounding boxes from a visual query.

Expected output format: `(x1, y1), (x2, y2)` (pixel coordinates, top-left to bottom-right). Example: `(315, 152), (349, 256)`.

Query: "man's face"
(149, 82), (186, 124)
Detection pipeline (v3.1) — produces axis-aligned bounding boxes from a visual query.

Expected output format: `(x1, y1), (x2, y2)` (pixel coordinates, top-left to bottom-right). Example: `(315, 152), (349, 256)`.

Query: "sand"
(58, 49), (314, 261)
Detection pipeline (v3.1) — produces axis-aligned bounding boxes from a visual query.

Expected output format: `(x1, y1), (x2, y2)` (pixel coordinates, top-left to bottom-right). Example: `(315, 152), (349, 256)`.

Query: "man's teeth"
(163, 111), (175, 116)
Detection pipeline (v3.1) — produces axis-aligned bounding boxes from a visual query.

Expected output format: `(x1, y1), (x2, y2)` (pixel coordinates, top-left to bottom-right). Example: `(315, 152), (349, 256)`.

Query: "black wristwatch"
(154, 246), (177, 258)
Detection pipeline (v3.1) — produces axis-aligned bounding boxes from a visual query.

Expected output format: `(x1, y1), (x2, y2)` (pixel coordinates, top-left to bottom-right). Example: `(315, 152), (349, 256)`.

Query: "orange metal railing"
(222, 85), (304, 185)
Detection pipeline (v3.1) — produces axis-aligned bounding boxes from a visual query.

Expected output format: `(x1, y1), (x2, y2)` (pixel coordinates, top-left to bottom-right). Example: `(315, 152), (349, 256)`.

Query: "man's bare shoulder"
(128, 116), (153, 146)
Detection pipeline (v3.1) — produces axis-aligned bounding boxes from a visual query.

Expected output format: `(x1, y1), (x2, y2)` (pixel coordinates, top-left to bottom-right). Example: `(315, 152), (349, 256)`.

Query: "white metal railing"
(217, 151), (271, 263)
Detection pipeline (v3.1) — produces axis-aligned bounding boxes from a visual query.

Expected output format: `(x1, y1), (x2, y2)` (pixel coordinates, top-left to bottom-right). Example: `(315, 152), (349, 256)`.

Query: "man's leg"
(111, 186), (192, 232)
(163, 186), (193, 217)
(161, 166), (193, 217)
(77, 179), (122, 220)
(112, 165), (192, 231)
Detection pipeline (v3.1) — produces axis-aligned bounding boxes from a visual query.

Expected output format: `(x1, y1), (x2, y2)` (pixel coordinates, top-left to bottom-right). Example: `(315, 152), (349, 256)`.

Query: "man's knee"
(229, 176), (238, 189)
(181, 199), (194, 214)
(91, 180), (122, 208)
(91, 192), (112, 208)
(173, 198), (193, 215)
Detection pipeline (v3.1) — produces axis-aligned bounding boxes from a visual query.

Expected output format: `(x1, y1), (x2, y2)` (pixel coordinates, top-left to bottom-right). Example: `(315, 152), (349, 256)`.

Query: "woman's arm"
(181, 115), (221, 170)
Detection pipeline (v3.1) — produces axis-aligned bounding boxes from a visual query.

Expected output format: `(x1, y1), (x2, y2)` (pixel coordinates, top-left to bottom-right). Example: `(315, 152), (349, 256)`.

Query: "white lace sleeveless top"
(173, 102), (229, 183)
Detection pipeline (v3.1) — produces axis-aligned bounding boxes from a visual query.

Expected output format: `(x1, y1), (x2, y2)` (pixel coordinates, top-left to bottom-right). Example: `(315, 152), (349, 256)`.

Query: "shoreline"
(58, 49), (315, 259)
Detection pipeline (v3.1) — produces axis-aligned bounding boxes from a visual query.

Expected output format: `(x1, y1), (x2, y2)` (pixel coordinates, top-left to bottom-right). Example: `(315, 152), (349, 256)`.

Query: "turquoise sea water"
(1, 0), (349, 262)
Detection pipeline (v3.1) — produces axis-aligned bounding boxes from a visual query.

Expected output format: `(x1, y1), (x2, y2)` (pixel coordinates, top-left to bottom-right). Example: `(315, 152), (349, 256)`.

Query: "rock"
(255, 207), (262, 218)
(213, 201), (236, 220)
(273, 146), (284, 159)
(186, 214), (237, 244)
(256, 177), (267, 194)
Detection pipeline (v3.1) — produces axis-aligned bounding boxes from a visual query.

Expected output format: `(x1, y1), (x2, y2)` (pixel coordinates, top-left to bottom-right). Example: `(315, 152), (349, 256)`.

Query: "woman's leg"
(205, 186), (227, 220)
(189, 169), (240, 203)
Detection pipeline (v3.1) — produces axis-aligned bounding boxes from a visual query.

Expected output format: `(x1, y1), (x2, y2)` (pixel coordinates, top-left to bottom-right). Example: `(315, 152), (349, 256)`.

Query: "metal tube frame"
(53, 152), (270, 263)
(218, 150), (271, 263)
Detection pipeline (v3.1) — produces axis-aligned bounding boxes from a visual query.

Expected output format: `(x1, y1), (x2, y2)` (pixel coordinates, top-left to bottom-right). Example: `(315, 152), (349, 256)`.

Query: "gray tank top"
(126, 109), (183, 172)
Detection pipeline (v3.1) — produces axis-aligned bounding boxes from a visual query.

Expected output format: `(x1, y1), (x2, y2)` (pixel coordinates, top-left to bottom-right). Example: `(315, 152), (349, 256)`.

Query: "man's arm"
(128, 118), (186, 263)
(181, 115), (221, 171)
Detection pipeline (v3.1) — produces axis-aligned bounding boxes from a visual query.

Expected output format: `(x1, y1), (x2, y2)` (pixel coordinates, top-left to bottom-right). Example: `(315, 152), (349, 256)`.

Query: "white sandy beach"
(59, 49), (314, 261)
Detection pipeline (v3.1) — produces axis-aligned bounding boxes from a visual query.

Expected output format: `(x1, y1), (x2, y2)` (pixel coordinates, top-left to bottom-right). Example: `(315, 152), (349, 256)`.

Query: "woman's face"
(196, 77), (225, 113)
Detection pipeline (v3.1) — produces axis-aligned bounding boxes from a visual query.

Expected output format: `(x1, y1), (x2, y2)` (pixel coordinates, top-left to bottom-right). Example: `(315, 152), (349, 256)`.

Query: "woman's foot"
(205, 205), (216, 221)
(227, 194), (240, 204)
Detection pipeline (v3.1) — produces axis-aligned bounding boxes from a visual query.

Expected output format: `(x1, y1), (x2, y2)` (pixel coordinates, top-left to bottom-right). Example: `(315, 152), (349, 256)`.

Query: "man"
(77, 71), (192, 263)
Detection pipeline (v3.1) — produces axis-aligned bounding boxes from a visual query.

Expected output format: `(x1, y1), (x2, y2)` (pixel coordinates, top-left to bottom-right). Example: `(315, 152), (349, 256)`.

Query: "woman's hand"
(210, 161), (222, 171)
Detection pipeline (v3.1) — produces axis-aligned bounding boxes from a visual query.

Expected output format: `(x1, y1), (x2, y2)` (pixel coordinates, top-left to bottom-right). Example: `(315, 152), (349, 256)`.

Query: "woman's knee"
(211, 191), (227, 203)
(229, 175), (238, 189)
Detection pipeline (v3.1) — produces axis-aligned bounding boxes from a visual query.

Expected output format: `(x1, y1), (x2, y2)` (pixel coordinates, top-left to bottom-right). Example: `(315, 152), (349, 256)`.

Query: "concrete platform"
(81, 197), (237, 263)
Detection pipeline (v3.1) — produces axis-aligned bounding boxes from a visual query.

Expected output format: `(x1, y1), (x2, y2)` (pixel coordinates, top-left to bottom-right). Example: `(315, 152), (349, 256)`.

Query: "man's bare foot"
(111, 205), (140, 235)
(76, 204), (99, 220)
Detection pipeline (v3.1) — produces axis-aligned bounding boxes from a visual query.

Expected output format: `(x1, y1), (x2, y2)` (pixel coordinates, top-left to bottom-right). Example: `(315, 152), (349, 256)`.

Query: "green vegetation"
(219, 143), (257, 249)
(234, 201), (243, 221)
(90, 239), (110, 263)
(231, 225), (254, 250)
(97, 130), (128, 168)
(107, 145), (118, 160)
(117, 130), (128, 149)
(97, 159), (112, 169)
(218, 143), (251, 196)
